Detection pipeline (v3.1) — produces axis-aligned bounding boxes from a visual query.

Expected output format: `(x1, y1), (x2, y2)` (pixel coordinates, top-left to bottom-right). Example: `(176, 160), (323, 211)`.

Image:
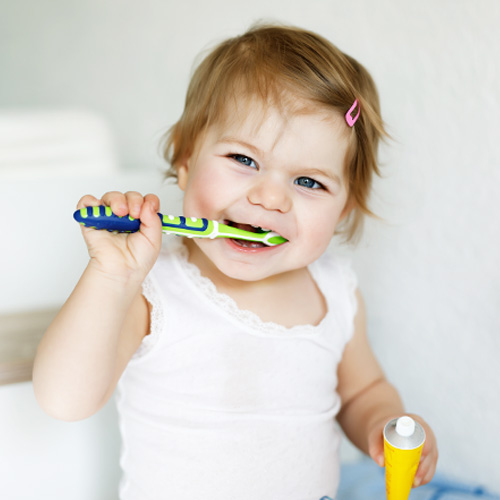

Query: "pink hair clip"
(345, 99), (360, 127)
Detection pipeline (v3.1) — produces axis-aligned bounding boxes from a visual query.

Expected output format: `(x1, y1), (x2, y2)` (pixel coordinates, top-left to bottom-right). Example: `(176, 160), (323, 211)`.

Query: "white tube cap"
(395, 416), (415, 437)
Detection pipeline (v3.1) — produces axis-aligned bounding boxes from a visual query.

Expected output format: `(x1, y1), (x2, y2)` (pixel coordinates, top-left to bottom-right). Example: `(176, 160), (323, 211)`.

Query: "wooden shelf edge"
(0, 360), (34, 386)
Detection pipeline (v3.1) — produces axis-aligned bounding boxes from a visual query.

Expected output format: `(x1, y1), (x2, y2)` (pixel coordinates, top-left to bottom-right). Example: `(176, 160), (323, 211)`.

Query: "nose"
(247, 175), (292, 213)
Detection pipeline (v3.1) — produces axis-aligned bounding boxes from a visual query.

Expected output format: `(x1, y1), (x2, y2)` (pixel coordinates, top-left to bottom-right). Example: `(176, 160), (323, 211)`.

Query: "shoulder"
(311, 251), (357, 282)
(310, 250), (359, 318)
(131, 240), (189, 359)
(312, 250), (358, 287)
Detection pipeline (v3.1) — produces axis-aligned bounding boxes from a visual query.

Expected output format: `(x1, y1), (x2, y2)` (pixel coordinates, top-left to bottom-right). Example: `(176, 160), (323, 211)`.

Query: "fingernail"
(376, 454), (384, 467)
(413, 477), (421, 487)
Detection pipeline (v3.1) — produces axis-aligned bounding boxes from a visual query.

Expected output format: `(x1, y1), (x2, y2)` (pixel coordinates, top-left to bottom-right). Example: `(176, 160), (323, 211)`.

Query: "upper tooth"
(251, 224), (271, 231)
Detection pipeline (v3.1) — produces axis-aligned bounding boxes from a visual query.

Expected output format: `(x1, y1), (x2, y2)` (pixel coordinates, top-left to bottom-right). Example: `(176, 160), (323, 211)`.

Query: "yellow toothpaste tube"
(383, 416), (426, 500)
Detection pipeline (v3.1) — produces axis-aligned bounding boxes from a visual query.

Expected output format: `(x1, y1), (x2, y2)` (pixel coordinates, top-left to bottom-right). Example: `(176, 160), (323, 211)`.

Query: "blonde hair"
(162, 23), (388, 241)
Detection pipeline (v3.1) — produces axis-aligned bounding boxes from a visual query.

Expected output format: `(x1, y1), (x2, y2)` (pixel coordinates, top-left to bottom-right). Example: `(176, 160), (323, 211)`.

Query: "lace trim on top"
(134, 275), (165, 358)
(171, 240), (337, 337)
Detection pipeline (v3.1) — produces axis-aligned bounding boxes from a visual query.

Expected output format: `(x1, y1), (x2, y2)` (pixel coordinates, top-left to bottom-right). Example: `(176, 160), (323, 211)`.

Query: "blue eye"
(295, 177), (324, 189)
(229, 154), (257, 169)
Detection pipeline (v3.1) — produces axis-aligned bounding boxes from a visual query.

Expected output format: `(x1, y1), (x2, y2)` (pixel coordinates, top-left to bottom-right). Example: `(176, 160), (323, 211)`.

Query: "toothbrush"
(73, 206), (287, 247)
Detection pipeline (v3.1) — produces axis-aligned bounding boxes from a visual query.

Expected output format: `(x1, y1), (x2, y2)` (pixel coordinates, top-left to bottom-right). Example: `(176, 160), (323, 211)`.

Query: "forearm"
(32, 262), (143, 420)
(337, 377), (404, 455)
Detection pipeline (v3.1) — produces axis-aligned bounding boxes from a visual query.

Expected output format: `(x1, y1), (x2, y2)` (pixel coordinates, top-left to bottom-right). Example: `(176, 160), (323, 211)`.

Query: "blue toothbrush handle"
(73, 205), (153, 232)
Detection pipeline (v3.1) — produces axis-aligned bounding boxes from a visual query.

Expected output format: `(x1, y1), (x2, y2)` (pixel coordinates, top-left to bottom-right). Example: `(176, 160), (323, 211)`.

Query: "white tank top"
(117, 240), (358, 500)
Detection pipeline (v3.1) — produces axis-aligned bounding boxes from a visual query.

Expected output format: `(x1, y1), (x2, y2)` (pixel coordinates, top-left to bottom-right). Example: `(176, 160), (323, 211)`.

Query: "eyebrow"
(218, 136), (262, 156)
(218, 136), (343, 186)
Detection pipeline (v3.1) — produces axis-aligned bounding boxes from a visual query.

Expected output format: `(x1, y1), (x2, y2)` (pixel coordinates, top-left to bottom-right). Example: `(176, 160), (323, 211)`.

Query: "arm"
(336, 289), (438, 487)
(32, 192), (162, 421)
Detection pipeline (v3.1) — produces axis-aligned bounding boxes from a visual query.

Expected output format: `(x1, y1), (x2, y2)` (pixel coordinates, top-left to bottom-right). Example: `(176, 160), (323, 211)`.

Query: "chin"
(213, 261), (275, 282)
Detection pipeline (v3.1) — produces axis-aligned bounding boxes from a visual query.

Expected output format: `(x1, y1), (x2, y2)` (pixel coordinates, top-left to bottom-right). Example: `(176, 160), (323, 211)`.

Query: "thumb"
(139, 200), (163, 249)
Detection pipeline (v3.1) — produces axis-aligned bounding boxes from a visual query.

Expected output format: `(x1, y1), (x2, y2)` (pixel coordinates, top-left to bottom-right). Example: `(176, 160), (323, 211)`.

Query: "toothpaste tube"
(383, 416), (426, 500)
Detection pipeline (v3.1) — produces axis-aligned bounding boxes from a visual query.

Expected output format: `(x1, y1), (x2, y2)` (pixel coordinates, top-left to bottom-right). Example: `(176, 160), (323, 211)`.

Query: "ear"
(339, 197), (355, 222)
(177, 160), (189, 191)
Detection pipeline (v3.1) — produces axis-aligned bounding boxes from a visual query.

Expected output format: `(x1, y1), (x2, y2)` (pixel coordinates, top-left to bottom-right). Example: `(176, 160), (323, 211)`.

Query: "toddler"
(33, 24), (438, 499)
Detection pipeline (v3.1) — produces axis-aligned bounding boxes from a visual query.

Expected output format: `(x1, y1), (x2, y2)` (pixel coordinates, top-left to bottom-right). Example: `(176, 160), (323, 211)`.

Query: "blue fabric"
(335, 459), (500, 500)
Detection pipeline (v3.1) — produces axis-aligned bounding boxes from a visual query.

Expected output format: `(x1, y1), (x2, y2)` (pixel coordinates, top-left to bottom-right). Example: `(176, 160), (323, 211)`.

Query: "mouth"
(223, 219), (281, 249)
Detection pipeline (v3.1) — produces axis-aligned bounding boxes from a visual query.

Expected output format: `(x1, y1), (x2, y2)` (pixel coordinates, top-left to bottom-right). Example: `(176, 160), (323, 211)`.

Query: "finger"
(76, 194), (103, 210)
(413, 451), (437, 487)
(421, 458), (437, 486)
(101, 191), (129, 216)
(143, 193), (160, 213)
(124, 191), (146, 219)
(367, 430), (385, 467)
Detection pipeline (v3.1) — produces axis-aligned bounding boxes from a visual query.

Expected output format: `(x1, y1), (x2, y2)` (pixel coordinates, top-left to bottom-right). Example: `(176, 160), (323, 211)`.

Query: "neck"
(182, 239), (326, 327)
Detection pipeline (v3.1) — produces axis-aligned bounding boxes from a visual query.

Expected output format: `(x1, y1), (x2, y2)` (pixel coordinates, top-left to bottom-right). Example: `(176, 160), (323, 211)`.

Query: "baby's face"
(177, 100), (351, 283)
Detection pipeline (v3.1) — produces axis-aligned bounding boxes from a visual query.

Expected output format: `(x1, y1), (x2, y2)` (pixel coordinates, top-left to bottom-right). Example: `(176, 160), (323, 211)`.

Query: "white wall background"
(1, 0), (499, 498)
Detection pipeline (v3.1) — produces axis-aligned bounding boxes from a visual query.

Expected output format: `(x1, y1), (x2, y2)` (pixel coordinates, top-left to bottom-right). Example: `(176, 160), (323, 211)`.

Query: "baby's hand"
(367, 414), (438, 487)
(77, 191), (163, 283)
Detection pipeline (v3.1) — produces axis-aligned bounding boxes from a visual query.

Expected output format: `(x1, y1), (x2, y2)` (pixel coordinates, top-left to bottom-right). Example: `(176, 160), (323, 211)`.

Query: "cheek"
(300, 209), (338, 247)
(307, 226), (334, 253)
(183, 165), (228, 213)
(183, 185), (211, 215)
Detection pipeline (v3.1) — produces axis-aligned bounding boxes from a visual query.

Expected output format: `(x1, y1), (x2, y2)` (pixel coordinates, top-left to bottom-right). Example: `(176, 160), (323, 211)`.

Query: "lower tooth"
(234, 239), (264, 248)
